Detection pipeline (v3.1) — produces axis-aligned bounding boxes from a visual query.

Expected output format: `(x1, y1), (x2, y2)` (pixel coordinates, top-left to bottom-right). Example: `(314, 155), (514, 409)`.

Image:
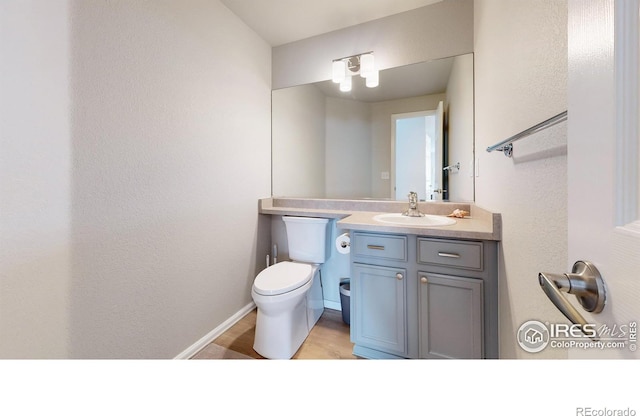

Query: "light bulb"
(365, 69), (379, 88)
(332, 60), (346, 83)
(340, 75), (352, 92)
(360, 54), (374, 78)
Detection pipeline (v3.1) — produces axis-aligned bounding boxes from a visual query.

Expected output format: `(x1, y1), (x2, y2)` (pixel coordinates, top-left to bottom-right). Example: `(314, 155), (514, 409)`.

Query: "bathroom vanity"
(348, 231), (497, 359)
(259, 198), (501, 359)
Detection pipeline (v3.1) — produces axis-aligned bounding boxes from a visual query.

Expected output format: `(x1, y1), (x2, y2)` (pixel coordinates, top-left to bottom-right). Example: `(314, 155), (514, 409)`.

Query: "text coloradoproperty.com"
(551, 340), (628, 350)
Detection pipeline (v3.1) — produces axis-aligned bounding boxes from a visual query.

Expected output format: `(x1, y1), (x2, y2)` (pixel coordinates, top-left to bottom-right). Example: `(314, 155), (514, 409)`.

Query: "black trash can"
(339, 279), (350, 325)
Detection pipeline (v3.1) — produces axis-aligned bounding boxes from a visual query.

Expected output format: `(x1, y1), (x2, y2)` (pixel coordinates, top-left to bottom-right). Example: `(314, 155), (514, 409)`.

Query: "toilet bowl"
(251, 216), (330, 359)
(252, 261), (323, 359)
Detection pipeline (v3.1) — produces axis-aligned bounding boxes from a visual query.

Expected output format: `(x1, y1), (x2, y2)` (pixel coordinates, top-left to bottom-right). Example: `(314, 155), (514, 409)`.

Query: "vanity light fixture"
(331, 52), (378, 92)
(332, 60), (346, 83)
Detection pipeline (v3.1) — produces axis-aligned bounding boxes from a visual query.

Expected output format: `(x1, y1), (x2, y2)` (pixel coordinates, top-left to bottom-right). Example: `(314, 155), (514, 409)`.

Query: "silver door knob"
(396, 273), (403, 280)
(420, 277), (428, 284)
(538, 260), (606, 340)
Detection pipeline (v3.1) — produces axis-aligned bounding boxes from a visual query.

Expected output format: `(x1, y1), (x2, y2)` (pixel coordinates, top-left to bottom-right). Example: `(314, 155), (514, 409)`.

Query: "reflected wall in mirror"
(272, 53), (474, 202)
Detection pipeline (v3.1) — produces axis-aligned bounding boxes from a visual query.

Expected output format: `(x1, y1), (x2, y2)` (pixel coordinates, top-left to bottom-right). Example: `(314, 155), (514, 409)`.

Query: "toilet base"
(253, 297), (309, 359)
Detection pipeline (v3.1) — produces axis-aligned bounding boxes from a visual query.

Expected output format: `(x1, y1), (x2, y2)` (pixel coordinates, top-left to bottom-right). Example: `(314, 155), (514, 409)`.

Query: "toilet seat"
(253, 262), (314, 296)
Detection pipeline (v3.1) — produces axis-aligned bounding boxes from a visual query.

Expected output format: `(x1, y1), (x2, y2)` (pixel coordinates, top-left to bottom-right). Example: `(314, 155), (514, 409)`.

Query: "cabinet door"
(419, 273), (483, 359)
(352, 263), (407, 356)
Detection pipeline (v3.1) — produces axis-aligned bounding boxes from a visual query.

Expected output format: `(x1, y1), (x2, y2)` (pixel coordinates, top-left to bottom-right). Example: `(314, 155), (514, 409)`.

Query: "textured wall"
(272, 0), (474, 89)
(474, 0), (569, 358)
(68, 0), (271, 358)
(1, 0), (271, 358)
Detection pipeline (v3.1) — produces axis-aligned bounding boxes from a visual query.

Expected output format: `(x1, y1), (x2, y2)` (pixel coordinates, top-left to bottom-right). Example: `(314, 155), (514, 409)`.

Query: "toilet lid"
(253, 262), (314, 296)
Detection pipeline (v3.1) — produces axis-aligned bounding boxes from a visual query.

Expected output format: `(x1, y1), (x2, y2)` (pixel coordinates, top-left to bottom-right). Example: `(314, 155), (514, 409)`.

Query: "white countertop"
(259, 198), (501, 241)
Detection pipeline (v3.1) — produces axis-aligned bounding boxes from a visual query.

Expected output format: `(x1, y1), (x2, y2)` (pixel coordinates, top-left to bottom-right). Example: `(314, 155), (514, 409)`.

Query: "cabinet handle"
(438, 252), (460, 258)
(396, 273), (403, 280)
(420, 277), (428, 284)
(367, 244), (385, 250)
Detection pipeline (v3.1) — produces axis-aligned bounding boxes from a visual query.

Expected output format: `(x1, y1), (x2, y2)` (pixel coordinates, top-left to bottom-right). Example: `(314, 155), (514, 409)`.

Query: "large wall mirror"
(272, 53), (474, 202)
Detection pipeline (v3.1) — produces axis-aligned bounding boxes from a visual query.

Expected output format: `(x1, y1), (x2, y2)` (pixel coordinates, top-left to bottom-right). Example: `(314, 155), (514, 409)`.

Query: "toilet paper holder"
(337, 233), (350, 248)
(335, 233), (351, 254)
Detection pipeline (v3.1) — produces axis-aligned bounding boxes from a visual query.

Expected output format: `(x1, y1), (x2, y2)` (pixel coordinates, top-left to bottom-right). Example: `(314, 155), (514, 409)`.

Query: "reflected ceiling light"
(331, 51), (378, 91)
(339, 75), (352, 92)
(360, 53), (374, 78)
(366, 69), (379, 88)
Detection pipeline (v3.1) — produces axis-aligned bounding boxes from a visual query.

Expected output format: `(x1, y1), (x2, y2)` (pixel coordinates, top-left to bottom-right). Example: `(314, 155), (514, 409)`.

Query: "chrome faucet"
(402, 191), (424, 217)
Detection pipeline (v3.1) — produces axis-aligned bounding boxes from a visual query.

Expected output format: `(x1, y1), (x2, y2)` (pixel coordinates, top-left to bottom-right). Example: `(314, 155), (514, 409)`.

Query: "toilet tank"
(282, 216), (331, 264)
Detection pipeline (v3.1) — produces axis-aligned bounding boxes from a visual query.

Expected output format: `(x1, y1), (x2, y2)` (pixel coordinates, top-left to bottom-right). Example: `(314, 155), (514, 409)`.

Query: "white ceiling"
(220, 0), (443, 46)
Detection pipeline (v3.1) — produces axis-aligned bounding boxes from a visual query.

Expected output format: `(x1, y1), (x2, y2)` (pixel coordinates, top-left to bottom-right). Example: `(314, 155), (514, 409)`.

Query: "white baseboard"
(324, 299), (341, 311)
(174, 302), (256, 359)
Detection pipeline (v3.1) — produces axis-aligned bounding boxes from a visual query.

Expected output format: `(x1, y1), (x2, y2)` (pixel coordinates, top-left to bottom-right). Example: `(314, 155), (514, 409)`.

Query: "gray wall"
(272, 84), (326, 197)
(272, 0), (474, 89)
(474, 0), (569, 358)
(445, 53), (475, 201)
(1, 0), (272, 358)
(325, 97), (372, 198)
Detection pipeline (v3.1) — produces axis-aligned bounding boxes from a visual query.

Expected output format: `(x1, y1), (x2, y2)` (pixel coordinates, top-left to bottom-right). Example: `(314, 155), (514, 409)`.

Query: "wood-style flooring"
(196, 308), (356, 359)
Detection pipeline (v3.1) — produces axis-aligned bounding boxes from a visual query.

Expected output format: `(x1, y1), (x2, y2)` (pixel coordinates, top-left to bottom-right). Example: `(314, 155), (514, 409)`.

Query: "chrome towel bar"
(486, 110), (568, 157)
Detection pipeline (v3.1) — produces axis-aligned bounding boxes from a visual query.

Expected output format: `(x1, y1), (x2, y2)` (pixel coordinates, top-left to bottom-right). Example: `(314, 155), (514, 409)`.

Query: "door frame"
(614, 0), (639, 229)
(390, 109), (437, 200)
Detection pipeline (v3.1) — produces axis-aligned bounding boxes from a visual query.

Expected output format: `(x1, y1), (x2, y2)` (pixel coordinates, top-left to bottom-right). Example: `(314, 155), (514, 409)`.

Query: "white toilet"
(251, 216), (330, 359)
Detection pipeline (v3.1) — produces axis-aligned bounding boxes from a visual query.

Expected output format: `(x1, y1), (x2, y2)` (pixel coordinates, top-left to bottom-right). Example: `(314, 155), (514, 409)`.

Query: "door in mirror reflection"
(393, 101), (443, 201)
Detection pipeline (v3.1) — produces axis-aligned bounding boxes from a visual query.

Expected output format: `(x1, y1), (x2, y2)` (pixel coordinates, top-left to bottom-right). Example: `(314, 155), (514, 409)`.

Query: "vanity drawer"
(353, 232), (407, 262)
(417, 238), (483, 271)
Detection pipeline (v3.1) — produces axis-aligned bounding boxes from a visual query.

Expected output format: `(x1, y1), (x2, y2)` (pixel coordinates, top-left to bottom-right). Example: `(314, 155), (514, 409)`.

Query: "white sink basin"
(373, 213), (456, 227)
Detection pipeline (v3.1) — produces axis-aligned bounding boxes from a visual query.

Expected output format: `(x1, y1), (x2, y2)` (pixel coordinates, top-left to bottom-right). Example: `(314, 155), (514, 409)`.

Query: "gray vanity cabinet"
(350, 233), (409, 358)
(419, 273), (483, 359)
(417, 237), (486, 359)
(350, 231), (499, 360)
(351, 263), (407, 357)
(350, 232), (413, 359)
